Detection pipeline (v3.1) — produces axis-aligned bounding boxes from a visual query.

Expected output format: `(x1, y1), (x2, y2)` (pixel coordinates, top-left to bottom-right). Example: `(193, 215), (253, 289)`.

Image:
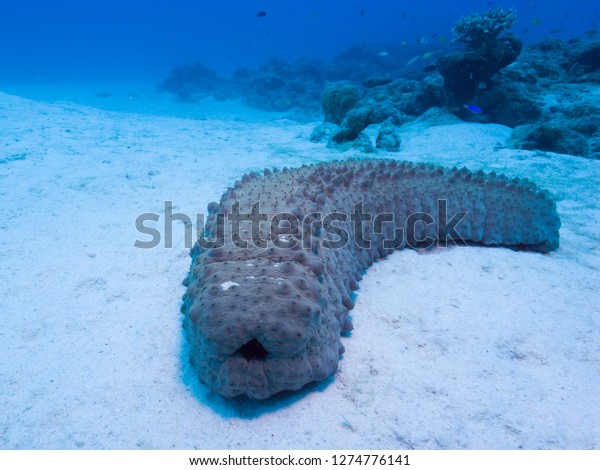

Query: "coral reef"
(158, 61), (226, 102)
(159, 22), (599, 158)
(182, 160), (560, 399)
(375, 120), (401, 151)
(439, 29), (599, 158)
(438, 8), (522, 107)
(502, 40), (600, 158)
(231, 58), (325, 113)
(159, 58), (326, 113)
(510, 124), (590, 157)
(306, 36), (600, 158)
(571, 41), (600, 77)
(328, 132), (375, 153)
(313, 78), (444, 149)
(309, 122), (339, 143)
(470, 79), (543, 127)
(331, 107), (372, 143)
(451, 8), (517, 49)
(321, 83), (360, 125)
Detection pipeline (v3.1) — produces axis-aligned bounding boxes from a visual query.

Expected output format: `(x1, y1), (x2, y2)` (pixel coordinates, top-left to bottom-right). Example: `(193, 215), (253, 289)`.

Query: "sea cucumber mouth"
(235, 338), (269, 361)
(215, 342), (316, 398)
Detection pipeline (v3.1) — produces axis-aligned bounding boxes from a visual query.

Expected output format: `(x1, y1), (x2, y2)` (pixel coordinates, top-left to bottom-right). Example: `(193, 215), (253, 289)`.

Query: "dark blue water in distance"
(0, 0), (598, 110)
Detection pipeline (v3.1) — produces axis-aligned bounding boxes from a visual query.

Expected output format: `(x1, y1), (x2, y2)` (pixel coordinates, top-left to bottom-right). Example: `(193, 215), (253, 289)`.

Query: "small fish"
(406, 55), (420, 66)
(401, 40), (407, 46)
(360, 9), (364, 16)
(550, 28), (562, 34)
(256, 11), (266, 17)
(423, 64), (437, 73)
(531, 18), (541, 26)
(465, 104), (483, 114)
(421, 51), (435, 59)
(420, 37), (428, 45)
(310, 11), (319, 17)
(585, 29), (598, 38)
(478, 82), (487, 90)
(95, 92), (112, 98)
(401, 12), (407, 19)
(439, 35), (447, 43)
(377, 51), (389, 57)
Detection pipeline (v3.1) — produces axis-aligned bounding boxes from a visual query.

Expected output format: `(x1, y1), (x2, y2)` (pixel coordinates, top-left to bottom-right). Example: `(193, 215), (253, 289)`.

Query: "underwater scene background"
(0, 0), (598, 81)
(0, 0), (598, 451)
(0, 0), (600, 82)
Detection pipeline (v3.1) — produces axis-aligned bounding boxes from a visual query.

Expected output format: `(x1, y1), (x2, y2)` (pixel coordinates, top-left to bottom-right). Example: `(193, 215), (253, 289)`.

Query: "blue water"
(0, 0), (598, 107)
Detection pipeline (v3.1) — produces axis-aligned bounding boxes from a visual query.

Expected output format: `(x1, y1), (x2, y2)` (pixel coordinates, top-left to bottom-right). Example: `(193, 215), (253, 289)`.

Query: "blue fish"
(465, 104), (483, 114)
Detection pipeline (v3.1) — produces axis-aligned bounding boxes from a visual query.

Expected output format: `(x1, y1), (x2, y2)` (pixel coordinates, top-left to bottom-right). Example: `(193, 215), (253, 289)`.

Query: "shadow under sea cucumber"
(180, 159), (560, 399)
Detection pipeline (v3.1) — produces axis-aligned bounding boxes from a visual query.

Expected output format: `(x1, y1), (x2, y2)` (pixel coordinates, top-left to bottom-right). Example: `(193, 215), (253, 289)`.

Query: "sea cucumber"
(181, 159), (560, 399)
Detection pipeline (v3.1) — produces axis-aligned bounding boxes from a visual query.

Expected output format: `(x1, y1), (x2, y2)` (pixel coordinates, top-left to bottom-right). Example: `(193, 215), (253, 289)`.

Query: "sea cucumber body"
(181, 159), (560, 398)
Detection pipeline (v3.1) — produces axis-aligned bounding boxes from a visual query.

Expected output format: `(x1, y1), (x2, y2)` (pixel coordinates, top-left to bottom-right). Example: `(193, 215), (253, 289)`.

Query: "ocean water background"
(0, 0), (597, 90)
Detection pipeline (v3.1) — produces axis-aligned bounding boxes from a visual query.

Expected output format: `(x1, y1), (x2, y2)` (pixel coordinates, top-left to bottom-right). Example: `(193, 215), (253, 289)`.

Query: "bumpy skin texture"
(181, 159), (560, 399)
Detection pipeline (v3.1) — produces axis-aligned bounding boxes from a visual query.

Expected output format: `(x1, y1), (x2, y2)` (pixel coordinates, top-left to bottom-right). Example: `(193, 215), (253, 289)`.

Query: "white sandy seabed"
(0, 90), (598, 450)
